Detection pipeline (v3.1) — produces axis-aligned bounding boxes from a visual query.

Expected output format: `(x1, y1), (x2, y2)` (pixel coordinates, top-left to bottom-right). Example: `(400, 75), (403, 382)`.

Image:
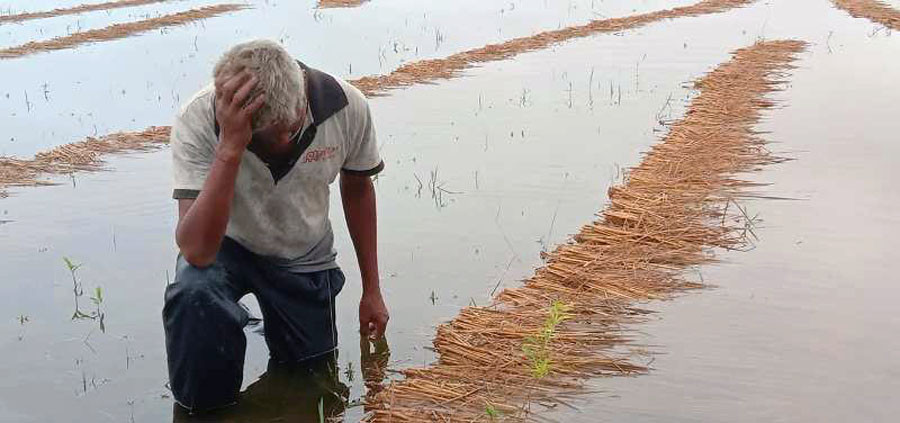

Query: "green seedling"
(521, 300), (572, 379)
(90, 286), (106, 333)
(532, 357), (550, 379)
(64, 257), (106, 332)
(64, 257), (89, 320)
(485, 403), (502, 420)
(90, 286), (103, 305)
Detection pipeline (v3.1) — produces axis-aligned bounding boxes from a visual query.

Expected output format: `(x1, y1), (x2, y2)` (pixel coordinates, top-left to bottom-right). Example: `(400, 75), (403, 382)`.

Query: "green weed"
(521, 300), (571, 379)
(64, 257), (105, 332)
(485, 403), (502, 420)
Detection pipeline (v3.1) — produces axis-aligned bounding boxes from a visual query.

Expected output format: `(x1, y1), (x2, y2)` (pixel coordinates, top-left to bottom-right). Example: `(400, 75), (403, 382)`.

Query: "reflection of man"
(171, 338), (391, 422)
(162, 39), (389, 412)
(172, 356), (350, 422)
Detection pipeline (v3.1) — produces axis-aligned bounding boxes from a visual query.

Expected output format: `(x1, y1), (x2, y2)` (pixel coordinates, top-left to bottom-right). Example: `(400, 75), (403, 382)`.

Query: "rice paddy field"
(0, 0), (898, 421)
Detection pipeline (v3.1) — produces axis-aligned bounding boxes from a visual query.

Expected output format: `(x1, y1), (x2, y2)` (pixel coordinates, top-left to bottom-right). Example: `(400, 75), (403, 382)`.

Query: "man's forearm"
(175, 145), (243, 267)
(340, 174), (380, 293)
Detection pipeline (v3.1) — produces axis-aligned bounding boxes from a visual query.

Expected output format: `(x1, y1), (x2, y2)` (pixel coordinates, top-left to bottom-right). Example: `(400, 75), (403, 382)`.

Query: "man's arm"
(175, 154), (241, 267)
(176, 70), (264, 267)
(341, 172), (389, 339)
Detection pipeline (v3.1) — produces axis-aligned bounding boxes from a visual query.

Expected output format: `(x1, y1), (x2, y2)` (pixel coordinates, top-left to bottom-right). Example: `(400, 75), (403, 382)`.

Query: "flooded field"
(1, 0), (898, 422)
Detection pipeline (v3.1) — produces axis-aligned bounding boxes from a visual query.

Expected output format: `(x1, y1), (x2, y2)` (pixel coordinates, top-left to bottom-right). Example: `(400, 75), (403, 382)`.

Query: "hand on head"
(214, 68), (266, 154)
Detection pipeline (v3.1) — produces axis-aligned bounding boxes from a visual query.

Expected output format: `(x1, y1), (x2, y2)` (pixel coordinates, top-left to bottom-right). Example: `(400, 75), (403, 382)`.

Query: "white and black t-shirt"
(171, 63), (383, 272)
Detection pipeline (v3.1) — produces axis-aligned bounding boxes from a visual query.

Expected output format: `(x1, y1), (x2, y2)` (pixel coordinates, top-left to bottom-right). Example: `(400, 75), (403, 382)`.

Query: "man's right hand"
(214, 69), (266, 160)
(176, 70), (265, 267)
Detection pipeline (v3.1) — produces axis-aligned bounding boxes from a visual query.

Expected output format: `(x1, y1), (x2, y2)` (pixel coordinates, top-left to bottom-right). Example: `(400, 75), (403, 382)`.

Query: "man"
(163, 39), (389, 412)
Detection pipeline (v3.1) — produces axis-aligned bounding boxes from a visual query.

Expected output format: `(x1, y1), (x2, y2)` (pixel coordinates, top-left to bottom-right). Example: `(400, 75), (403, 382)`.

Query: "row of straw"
(352, 0), (755, 96)
(362, 39), (808, 422)
(0, 4), (246, 59)
(0, 127), (170, 197)
(0, 0), (755, 197)
(317, 0), (370, 9)
(832, 0), (900, 29)
(0, 0), (172, 24)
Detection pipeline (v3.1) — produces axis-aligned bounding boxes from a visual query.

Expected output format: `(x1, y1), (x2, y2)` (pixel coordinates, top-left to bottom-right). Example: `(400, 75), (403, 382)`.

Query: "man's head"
(213, 40), (306, 135)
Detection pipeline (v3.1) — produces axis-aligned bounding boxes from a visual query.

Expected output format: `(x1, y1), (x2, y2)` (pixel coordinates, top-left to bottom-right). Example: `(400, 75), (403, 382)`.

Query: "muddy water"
(1, 0), (898, 422)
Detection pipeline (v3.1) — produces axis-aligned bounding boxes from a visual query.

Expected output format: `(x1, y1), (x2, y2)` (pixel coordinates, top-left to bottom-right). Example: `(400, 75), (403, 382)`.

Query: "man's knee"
(163, 257), (243, 325)
(163, 256), (248, 412)
(168, 257), (224, 300)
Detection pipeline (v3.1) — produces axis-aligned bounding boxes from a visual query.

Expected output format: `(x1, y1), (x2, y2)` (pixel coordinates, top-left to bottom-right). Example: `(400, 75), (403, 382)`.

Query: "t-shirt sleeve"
(171, 101), (215, 199)
(342, 91), (384, 176)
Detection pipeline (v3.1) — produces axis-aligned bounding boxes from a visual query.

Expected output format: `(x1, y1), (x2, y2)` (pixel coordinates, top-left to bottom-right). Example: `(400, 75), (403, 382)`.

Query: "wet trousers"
(162, 237), (344, 411)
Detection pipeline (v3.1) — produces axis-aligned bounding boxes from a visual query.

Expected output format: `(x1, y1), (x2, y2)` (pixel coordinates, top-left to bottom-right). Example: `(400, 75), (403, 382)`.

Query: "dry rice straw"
(362, 39), (807, 422)
(0, 4), (247, 59)
(0, 127), (170, 198)
(0, 0), (753, 195)
(352, 0), (755, 96)
(0, 0), (173, 24)
(317, 0), (369, 9)
(832, 0), (900, 30)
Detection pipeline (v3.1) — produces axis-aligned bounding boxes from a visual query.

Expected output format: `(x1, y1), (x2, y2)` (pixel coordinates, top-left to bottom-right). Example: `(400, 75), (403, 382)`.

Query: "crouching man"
(163, 39), (388, 412)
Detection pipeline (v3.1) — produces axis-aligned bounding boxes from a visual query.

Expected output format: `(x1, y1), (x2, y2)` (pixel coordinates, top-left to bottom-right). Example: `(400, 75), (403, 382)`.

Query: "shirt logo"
(302, 146), (339, 164)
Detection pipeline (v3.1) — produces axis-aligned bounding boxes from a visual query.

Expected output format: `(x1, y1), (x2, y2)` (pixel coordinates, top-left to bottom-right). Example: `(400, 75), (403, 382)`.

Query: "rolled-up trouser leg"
(163, 251), (249, 412)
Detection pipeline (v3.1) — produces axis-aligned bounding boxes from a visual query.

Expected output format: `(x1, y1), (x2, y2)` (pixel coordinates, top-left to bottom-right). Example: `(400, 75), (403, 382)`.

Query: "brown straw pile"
(362, 39), (807, 422)
(833, 0), (900, 29)
(0, 0), (172, 24)
(0, 0), (753, 196)
(0, 127), (170, 197)
(352, 0), (755, 96)
(317, 0), (369, 9)
(0, 4), (247, 59)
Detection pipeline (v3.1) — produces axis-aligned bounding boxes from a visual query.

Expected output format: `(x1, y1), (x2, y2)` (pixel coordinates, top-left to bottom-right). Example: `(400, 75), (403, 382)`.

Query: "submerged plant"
(64, 257), (88, 320)
(90, 286), (105, 333)
(64, 257), (105, 332)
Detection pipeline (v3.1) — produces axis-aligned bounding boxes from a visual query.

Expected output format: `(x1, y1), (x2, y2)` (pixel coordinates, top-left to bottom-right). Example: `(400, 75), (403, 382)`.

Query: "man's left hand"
(360, 290), (389, 340)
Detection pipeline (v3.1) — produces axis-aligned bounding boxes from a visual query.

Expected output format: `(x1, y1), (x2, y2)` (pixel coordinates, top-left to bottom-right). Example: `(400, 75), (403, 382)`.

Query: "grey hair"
(213, 39), (305, 131)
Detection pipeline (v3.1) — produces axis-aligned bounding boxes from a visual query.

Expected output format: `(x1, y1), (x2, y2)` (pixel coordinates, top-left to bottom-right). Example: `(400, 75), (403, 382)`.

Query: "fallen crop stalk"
(832, 0), (900, 30)
(362, 39), (807, 422)
(0, 0), (174, 25)
(0, 4), (247, 60)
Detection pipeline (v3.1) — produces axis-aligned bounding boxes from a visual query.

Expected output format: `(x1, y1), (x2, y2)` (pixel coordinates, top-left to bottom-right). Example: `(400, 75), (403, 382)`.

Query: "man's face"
(251, 109), (306, 151)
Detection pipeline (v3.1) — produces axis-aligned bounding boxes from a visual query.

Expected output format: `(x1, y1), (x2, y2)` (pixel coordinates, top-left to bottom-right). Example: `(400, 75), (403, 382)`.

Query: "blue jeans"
(162, 238), (345, 411)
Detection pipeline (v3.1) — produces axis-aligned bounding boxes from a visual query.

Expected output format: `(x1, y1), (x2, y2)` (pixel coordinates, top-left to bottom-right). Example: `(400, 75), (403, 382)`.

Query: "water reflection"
(360, 335), (390, 410)
(172, 334), (390, 422)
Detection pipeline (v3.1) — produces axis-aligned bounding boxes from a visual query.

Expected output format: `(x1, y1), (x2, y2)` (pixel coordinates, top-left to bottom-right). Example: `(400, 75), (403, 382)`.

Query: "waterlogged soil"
(0, 0), (229, 46)
(0, 0), (695, 157)
(541, 1), (900, 421)
(1, 0), (899, 422)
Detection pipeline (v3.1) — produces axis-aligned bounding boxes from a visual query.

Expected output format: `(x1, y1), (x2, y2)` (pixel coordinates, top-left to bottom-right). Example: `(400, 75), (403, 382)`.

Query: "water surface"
(0, 0), (898, 422)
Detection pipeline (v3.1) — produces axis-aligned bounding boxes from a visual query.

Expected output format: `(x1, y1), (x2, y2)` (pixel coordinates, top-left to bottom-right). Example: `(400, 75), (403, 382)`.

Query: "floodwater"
(1, 0), (899, 422)
(0, 0), (695, 156)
